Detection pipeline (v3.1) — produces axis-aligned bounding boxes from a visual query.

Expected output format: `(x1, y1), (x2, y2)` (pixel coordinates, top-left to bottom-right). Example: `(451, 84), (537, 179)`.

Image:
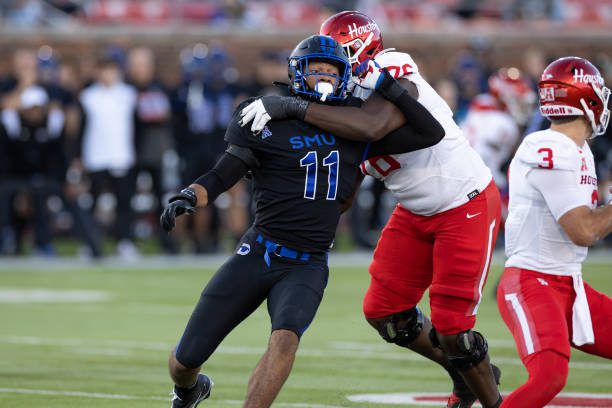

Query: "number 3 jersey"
(505, 129), (598, 275)
(353, 50), (492, 216)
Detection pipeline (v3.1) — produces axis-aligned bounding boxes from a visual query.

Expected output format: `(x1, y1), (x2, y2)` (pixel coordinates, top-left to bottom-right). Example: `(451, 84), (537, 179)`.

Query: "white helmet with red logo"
(539, 56), (610, 137)
(319, 11), (383, 72)
(488, 67), (536, 126)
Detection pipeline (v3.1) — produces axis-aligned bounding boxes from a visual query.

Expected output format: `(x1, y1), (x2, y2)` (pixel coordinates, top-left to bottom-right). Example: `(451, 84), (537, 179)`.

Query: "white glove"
(239, 99), (271, 134)
(356, 60), (385, 90)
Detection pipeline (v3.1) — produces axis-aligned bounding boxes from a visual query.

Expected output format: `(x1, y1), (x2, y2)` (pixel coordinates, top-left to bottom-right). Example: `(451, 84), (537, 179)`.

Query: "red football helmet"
(539, 56), (610, 137)
(488, 67), (536, 126)
(320, 11), (384, 72)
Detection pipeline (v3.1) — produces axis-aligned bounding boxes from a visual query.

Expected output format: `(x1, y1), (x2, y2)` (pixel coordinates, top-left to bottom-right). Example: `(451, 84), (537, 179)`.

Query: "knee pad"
(447, 330), (489, 372)
(377, 307), (423, 347)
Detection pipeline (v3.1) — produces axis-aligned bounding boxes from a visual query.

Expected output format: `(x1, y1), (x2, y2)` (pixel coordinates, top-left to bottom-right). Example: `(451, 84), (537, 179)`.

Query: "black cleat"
(446, 364), (501, 408)
(171, 374), (214, 408)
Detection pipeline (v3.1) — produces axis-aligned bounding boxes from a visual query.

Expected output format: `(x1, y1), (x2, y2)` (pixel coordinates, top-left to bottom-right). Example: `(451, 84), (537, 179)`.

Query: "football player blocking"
(498, 57), (612, 407)
(241, 11), (504, 408)
(161, 34), (446, 408)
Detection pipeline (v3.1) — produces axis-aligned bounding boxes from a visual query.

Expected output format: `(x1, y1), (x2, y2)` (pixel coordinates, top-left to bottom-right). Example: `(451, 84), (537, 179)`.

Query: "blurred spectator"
(126, 46), (177, 253)
(0, 48), (39, 101)
(461, 67), (535, 246)
(78, 57), (139, 259)
(0, 86), (62, 254)
(505, 0), (564, 21)
(0, 85), (101, 257)
(452, 50), (489, 123)
(4, 0), (44, 27)
(171, 43), (242, 252)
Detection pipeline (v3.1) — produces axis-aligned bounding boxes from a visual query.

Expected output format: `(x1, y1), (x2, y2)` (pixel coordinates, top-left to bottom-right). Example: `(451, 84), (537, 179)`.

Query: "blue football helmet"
(288, 35), (351, 103)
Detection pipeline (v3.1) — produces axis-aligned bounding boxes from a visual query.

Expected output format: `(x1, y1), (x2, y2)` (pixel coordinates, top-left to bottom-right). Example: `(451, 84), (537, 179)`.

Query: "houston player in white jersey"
(497, 56), (612, 407)
(239, 11), (503, 408)
(462, 68), (535, 193)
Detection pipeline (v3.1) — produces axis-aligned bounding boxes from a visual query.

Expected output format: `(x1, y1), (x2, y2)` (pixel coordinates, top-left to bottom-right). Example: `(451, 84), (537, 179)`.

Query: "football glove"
(355, 59), (386, 90)
(239, 96), (309, 133)
(160, 188), (197, 232)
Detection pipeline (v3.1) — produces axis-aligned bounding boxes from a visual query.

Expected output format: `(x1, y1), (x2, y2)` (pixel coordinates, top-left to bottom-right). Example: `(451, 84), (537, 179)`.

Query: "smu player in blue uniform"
(160, 35), (445, 408)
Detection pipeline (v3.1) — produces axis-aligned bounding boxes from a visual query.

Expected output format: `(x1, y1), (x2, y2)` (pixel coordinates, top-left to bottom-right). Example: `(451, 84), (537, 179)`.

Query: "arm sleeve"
(194, 149), (251, 204)
(375, 74), (445, 141)
(527, 168), (586, 220)
(367, 120), (443, 157)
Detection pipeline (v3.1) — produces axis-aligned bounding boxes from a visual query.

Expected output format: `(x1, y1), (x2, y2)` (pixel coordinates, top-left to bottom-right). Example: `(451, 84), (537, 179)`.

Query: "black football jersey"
(225, 98), (369, 253)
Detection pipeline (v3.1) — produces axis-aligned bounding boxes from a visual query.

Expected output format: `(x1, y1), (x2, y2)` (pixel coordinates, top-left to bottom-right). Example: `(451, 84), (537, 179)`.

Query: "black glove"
(160, 188), (197, 232)
(262, 95), (309, 120)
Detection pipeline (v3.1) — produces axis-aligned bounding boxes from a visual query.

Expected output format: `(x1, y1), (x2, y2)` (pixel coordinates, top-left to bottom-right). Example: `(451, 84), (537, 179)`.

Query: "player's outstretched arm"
(160, 145), (254, 232)
(528, 168), (612, 247)
(238, 72), (439, 142)
(559, 204), (612, 246)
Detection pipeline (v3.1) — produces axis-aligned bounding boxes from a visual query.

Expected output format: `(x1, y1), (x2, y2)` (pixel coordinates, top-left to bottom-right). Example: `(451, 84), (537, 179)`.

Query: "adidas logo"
(261, 126), (273, 139)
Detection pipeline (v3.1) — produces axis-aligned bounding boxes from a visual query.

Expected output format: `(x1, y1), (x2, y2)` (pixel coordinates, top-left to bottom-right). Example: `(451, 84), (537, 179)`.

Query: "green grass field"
(0, 259), (611, 407)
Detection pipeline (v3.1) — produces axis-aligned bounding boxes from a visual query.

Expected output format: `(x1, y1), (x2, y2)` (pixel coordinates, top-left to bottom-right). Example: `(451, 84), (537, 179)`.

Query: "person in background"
(127, 46), (177, 253)
(171, 44), (241, 252)
(78, 57), (139, 259)
(0, 85), (101, 257)
(462, 67), (535, 236)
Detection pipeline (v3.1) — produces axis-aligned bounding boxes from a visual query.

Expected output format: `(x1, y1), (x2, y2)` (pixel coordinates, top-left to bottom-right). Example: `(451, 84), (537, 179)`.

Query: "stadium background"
(0, 1), (611, 407)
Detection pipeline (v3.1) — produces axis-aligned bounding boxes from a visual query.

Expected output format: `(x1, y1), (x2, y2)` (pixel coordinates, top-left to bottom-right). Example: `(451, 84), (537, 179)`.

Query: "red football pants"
(497, 267), (612, 407)
(364, 181), (501, 335)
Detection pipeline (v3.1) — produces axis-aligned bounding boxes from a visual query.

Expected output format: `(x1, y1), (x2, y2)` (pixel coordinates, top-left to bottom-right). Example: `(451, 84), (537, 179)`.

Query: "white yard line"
(0, 388), (345, 407)
(1, 335), (611, 371)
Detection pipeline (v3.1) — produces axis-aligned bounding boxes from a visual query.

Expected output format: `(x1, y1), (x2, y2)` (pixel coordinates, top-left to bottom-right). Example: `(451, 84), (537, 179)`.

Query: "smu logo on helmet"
(573, 68), (604, 86)
(347, 22), (379, 39)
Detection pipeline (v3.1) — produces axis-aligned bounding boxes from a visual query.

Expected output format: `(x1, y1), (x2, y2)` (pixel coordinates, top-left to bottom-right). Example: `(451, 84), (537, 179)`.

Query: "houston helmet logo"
(573, 68), (604, 86)
(347, 22), (379, 39)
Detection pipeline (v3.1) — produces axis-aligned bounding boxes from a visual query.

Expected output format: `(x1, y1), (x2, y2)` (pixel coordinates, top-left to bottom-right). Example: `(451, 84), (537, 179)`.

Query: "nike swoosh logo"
(466, 212), (482, 219)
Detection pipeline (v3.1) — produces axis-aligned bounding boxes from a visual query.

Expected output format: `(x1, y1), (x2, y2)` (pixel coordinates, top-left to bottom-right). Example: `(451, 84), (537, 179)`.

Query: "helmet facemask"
(581, 82), (610, 137)
(289, 55), (351, 103)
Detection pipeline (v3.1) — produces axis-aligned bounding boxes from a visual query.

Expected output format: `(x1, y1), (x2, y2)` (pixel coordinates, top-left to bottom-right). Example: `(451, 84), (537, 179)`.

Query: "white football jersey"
(462, 94), (520, 191)
(505, 129), (598, 275)
(355, 50), (492, 215)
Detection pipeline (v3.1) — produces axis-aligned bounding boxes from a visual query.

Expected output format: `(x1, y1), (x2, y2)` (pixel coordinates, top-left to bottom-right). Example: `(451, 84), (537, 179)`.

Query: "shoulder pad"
(518, 131), (580, 171)
(374, 51), (418, 79)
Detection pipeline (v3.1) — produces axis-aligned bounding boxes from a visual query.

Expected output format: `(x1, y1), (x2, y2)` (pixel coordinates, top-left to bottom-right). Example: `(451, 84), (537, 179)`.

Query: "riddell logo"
(541, 106), (569, 115)
(573, 68), (604, 86)
(347, 22), (378, 39)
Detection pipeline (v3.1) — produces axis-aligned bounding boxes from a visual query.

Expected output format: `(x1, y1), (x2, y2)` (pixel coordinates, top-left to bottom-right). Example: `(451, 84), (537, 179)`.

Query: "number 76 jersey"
(505, 129), (598, 275)
(355, 50), (492, 216)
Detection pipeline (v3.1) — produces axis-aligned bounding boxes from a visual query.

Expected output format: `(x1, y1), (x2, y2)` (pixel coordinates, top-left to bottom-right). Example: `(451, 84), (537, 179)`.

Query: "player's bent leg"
(500, 350), (568, 408)
(434, 329), (502, 408)
(367, 307), (450, 363)
(244, 329), (300, 408)
(366, 308), (484, 407)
